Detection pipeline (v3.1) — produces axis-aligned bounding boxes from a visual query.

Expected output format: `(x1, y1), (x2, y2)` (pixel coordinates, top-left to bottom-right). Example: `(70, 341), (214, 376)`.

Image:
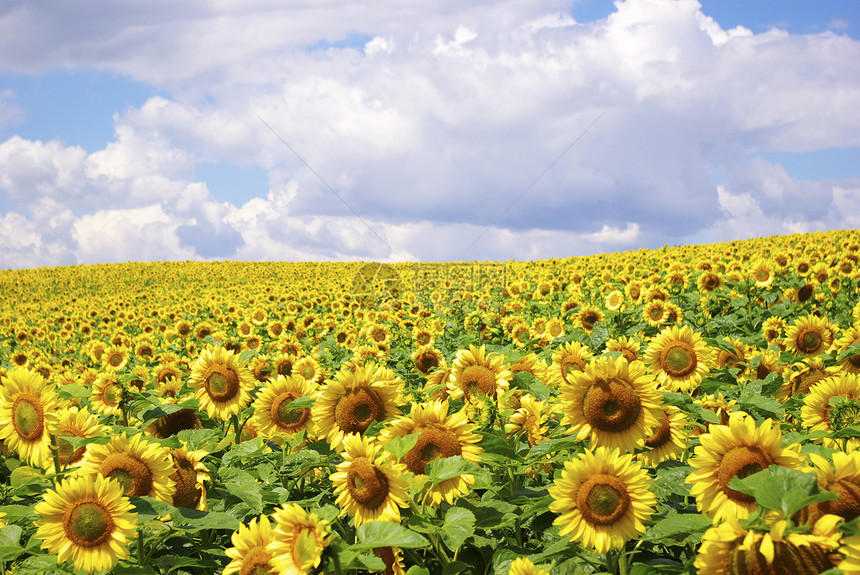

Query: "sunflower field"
(3, 229), (860, 575)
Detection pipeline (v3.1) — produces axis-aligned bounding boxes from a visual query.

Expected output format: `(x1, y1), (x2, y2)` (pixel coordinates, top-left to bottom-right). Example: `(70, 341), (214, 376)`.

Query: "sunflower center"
(561, 358), (586, 384)
(109, 353), (123, 367)
(798, 329), (823, 354)
(103, 383), (122, 407)
(272, 394), (310, 432)
(300, 365), (316, 380)
(101, 453), (154, 497)
(292, 529), (319, 570)
(829, 400), (860, 431)
(64, 501), (113, 547)
(415, 352), (439, 374)
(582, 378), (642, 432)
(755, 269), (770, 281)
(660, 342), (697, 377)
(153, 409), (200, 439)
(334, 387), (386, 434)
(577, 474), (630, 525)
(644, 414), (672, 449)
(461, 365), (498, 399)
(717, 446), (774, 503)
(403, 425), (463, 475)
(346, 457), (390, 509)
(239, 546), (273, 575)
(12, 395), (44, 441)
(791, 369), (827, 395)
(204, 365), (241, 402)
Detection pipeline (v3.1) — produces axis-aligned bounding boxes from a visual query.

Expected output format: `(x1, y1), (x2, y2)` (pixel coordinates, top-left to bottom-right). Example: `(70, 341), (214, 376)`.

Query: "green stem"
(331, 545), (344, 575)
(49, 434), (62, 482)
(231, 414), (242, 445)
(138, 527), (146, 568)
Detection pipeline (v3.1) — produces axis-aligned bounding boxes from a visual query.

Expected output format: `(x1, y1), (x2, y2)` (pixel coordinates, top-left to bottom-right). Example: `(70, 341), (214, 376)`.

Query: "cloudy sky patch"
(1, 0), (858, 268)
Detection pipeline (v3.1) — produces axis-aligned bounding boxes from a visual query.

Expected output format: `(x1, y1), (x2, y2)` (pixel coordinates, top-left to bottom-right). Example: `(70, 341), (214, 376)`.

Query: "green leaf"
(526, 436), (581, 460)
(384, 433), (421, 461)
(0, 525), (24, 562)
(425, 456), (481, 485)
(651, 462), (694, 499)
(407, 567), (431, 575)
(221, 468), (264, 512)
(478, 433), (521, 461)
(353, 521), (429, 550)
(286, 395), (315, 409)
(441, 561), (471, 575)
(441, 507), (475, 550)
(170, 508), (242, 532)
(643, 511), (712, 544)
(222, 437), (266, 467)
(176, 427), (221, 452)
(57, 383), (91, 399)
(129, 496), (175, 518)
(728, 466), (838, 518)
(590, 321), (610, 351)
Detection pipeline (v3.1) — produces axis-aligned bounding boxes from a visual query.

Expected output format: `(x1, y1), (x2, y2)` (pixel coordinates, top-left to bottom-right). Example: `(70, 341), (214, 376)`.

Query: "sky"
(0, 0), (859, 269)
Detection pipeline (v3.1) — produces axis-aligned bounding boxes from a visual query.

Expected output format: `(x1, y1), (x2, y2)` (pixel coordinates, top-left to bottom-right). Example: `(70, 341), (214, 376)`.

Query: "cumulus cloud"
(0, 0), (859, 268)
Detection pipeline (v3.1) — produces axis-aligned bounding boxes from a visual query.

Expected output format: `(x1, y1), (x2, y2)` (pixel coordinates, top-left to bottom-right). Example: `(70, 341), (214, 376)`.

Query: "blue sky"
(1, 0), (859, 268)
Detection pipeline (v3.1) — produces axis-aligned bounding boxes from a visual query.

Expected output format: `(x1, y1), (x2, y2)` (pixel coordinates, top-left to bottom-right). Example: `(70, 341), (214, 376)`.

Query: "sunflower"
(330, 434), (410, 525)
(252, 374), (317, 439)
(77, 433), (176, 503)
(762, 316), (786, 347)
(379, 400), (483, 505)
(686, 411), (804, 522)
(314, 365), (402, 449)
(448, 345), (511, 403)
(145, 403), (202, 439)
(34, 474), (138, 574)
(801, 373), (860, 449)
(643, 325), (712, 393)
(508, 557), (551, 575)
(509, 353), (550, 385)
(188, 345), (256, 421)
(101, 345), (129, 371)
(695, 514), (842, 575)
(56, 406), (107, 469)
(0, 367), (60, 466)
(697, 271), (724, 293)
(224, 514), (275, 575)
(545, 317), (565, 340)
(574, 306), (604, 333)
(750, 259), (776, 288)
(605, 336), (642, 364)
(250, 354), (275, 383)
(504, 394), (549, 447)
(796, 451), (860, 526)
(558, 356), (663, 454)
(548, 446), (656, 553)
(637, 405), (689, 467)
(550, 341), (594, 387)
(294, 355), (325, 385)
(784, 314), (836, 358)
(169, 447), (210, 511)
(90, 371), (125, 417)
(692, 393), (737, 435)
(776, 357), (840, 402)
(836, 327), (860, 374)
(411, 345), (445, 376)
(714, 336), (750, 380)
(642, 299), (668, 327)
(267, 503), (332, 575)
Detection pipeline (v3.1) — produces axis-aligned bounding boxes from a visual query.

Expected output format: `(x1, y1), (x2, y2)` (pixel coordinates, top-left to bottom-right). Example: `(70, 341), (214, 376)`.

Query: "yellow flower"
(267, 503), (332, 575)
(224, 514), (275, 575)
(643, 325), (712, 393)
(448, 345), (511, 403)
(695, 514), (842, 575)
(549, 341), (594, 387)
(558, 356), (663, 454)
(505, 394), (550, 447)
(77, 433), (176, 503)
(314, 364), (402, 449)
(380, 400), (483, 506)
(56, 406), (107, 469)
(802, 373), (860, 450)
(169, 447), (210, 511)
(188, 345), (256, 421)
(34, 474), (138, 574)
(638, 405), (689, 467)
(252, 374), (317, 439)
(548, 446), (656, 553)
(508, 556), (550, 575)
(329, 434), (410, 525)
(783, 314), (835, 358)
(0, 367), (60, 467)
(686, 411), (803, 522)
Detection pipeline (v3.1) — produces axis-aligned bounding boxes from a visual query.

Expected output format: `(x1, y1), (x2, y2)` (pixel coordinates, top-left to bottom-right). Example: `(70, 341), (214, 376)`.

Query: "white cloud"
(0, 0), (859, 268)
